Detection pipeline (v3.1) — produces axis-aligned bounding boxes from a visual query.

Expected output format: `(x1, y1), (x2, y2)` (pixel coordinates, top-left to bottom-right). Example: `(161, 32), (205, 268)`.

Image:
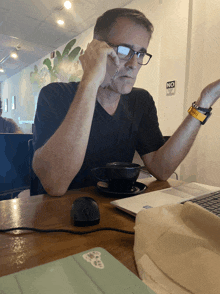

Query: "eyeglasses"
(106, 42), (152, 65)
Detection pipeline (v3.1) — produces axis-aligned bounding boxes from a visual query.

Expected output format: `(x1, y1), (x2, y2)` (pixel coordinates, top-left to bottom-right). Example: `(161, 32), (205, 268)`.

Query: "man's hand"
(197, 79), (220, 108)
(79, 39), (119, 87)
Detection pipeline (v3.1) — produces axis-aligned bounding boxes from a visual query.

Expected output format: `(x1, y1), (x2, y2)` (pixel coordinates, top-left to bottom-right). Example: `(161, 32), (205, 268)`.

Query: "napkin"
(134, 202), (220, 294)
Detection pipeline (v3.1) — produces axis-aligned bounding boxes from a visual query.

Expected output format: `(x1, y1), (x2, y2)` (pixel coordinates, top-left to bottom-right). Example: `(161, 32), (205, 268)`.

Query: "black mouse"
(71, 197), (100, 227)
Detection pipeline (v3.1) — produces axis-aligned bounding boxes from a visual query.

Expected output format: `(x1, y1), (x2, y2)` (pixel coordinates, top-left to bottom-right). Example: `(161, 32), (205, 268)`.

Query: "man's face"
(102, 17), (151, 95)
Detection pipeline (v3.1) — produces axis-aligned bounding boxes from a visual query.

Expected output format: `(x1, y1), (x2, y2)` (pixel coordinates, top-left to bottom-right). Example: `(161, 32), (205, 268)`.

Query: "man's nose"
(124, 54), (138, 69)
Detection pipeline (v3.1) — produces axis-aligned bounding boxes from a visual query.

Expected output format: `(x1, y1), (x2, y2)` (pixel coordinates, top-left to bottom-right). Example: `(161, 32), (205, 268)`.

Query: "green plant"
(43, 39), (81, 82)
(30, 38), (83, 93)
(30, 65), (41, 85)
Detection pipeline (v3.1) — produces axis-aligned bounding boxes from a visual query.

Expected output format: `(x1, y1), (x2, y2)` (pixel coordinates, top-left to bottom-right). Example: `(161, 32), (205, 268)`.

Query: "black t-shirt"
(33, 82), (164, 189)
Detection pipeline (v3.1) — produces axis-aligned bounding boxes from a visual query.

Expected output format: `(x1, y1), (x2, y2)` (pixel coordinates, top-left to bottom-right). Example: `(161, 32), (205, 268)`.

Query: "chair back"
(28, 139), (46, 196)
(0, 134), (33, 198)
(163, 136), (171, 143)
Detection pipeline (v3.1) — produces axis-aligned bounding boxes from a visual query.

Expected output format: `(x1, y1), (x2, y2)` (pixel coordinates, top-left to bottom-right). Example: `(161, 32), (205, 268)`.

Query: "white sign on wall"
(166, 80), (176, 96)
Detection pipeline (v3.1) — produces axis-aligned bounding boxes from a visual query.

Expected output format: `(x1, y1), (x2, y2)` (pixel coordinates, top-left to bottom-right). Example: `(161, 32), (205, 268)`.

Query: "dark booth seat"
(0, 134), (33, 200)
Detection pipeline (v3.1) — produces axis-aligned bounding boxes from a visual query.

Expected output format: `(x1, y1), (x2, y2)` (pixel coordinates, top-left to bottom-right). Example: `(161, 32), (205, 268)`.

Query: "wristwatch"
(188, 102), (212, 125)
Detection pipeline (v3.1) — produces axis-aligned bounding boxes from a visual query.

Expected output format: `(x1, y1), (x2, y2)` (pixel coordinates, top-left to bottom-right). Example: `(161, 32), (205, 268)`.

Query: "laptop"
(0, 247), (156, 294)
(111, 182), (220, 216)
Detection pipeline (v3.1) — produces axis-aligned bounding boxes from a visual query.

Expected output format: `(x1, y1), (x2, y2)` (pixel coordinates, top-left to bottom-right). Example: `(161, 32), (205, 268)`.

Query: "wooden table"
(0, 177), (183, 278)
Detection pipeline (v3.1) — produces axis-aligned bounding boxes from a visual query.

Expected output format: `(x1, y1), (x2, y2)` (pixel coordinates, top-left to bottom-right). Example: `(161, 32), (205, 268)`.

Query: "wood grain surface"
(0, 177), (183, 278)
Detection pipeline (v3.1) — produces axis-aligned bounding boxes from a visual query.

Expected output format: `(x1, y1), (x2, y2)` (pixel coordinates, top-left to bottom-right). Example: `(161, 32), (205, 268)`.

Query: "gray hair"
(94, 8), (154, 40)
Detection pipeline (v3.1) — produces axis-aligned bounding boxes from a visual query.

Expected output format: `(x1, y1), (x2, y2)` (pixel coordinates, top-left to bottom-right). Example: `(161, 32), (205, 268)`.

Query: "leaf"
(68, 75), (75, 82)
(68, 47), (81, 61)
(69, 75), (81, 82)
(54, 56), (60, 68)
(53, 66), (59, 74)
(30, 71), (41, 83)
(56, 51), (62, 61)
(62, 55), (69, 62)
(30, 73), (37, 83)
(75, 76), (81, 82)
(62, 39), (76, 57)
(43, 58), (52, 71)
(50, 72), (57, 82)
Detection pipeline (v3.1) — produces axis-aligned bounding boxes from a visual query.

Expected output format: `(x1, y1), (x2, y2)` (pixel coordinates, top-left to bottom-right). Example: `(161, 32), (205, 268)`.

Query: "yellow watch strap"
(188, 106), (207, 122)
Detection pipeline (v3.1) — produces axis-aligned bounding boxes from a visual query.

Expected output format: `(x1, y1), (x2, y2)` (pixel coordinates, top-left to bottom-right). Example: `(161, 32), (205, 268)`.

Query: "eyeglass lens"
(117, 46), (150, 65)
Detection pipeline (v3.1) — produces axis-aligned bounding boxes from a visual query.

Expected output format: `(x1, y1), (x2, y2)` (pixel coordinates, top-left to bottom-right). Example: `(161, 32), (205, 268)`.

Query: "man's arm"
(32, 40), (119, 196)
(142, 79), (220, 180)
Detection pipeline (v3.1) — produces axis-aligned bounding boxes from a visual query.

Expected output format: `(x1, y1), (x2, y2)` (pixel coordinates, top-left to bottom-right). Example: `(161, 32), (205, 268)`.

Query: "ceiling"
(0, 0), (133, 83)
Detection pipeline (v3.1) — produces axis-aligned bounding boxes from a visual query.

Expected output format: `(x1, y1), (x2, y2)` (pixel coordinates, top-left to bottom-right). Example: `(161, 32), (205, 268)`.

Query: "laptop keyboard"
(185, 190), (220, 217)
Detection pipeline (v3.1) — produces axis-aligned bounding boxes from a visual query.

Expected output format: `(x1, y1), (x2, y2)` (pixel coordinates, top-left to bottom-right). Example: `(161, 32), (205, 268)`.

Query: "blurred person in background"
(0, 100), (22, 134)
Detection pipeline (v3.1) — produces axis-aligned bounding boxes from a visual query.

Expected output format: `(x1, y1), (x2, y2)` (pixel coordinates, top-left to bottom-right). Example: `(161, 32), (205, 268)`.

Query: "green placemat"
(0, 247), (155, 294)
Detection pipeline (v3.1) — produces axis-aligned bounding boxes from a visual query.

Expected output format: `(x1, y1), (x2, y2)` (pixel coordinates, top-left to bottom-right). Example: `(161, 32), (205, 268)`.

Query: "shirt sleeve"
(33, 82), (77, 152)
(135, 92), (164, 157)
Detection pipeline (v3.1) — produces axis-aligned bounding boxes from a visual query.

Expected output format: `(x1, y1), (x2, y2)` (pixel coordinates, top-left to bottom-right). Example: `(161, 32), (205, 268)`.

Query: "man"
(0, 101), (22, 133)
(32, 8), (220, 196)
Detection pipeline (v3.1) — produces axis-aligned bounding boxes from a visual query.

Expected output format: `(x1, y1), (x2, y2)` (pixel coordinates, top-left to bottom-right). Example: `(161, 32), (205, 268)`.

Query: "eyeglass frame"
(105, 41), (152, 65)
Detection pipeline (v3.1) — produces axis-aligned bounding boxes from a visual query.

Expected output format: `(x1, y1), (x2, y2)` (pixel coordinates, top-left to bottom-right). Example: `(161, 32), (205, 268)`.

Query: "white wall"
(129, 0), (189, 177)
(1, 68), (36, 133)
(126, 0), (163, 109)
(1, 27), (94, 133)
(157, 0), (189, 135)
(125, 0), (189, 136)
(180, 0), (220, 186)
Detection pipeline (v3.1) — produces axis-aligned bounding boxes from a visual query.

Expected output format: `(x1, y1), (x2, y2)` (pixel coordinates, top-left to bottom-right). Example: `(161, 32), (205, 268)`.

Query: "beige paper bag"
(134, 202), (220, 294)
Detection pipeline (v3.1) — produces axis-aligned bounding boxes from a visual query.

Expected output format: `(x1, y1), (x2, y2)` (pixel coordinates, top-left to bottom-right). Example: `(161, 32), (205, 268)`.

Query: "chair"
(163, 136), (171, 143)
(0, 134), (33, 200)
(28, 139), (46, 196)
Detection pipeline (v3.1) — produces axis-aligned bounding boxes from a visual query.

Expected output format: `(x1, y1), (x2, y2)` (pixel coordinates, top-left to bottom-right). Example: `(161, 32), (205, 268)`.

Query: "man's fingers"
(80, 39), (120, 86)
(199, 78), (220, 107)
(83, 39), (119, 65)
(108, 49), (120, 67)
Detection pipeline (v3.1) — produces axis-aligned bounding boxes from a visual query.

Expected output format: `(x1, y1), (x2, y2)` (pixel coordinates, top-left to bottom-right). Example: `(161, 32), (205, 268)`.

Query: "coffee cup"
(91, 162), (141, 192)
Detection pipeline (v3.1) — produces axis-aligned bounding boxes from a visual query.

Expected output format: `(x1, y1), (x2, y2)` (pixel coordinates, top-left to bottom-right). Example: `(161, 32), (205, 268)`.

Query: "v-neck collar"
(96, 95), (124, 120)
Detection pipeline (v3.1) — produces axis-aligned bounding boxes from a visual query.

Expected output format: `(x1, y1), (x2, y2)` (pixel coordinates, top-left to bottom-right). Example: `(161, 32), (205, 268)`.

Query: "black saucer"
(97, 181), (147, 197)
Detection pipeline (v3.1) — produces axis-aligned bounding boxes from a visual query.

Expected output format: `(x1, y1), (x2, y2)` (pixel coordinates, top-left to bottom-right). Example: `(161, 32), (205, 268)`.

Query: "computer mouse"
(71, 197), (100, 227)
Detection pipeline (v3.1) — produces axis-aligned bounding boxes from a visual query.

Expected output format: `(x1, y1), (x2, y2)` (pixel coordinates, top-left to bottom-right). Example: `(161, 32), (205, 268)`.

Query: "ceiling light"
(10, 36), (19, 39)
(0, 67), (4, 73)
(64, 1), (72, 9)
(57, 19), (64, 25)
(11, 52), (18, 59)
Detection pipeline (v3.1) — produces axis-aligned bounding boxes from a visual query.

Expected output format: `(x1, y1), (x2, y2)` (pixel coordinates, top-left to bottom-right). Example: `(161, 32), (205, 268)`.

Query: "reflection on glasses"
(106, 42), (152, 65)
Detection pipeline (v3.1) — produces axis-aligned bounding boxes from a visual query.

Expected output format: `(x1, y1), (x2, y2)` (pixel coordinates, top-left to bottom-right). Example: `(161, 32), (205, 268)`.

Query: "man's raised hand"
(79, 39), (119, 87)
(198, 79), (220, 108)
